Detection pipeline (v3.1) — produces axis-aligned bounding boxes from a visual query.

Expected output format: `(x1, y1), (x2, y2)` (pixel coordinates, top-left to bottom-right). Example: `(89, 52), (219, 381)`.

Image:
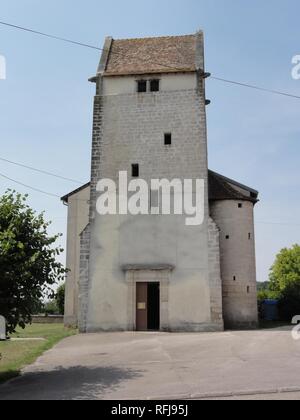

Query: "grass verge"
(0, 323), (77, 384)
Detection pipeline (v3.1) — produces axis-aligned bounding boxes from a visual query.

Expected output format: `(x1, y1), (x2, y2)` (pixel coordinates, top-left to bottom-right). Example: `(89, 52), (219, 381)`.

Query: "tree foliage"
(257, 289), (280, 303)
(267, 245), (300, 321)
(0, 191), (67, 334)
(44, 300), (59, 315)
(257, 281), (270, 292)
(55, 283), (65, 315)
(269, 245), (300, 292)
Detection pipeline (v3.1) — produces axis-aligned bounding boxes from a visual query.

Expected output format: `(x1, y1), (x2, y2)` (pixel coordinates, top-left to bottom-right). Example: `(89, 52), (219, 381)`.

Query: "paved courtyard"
(1, 328), (300, 400)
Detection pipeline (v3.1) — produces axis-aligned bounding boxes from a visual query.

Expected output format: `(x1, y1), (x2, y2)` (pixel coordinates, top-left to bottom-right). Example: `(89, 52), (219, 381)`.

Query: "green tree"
(257, 289), (279, 302)
(257, 281), (270, 292)
(55, 283), (65, 315)
(268, 245), (300, 321)
(0, 191), (67, 334)
(44, 300), (59, 315)
(269, 245), (300, 292)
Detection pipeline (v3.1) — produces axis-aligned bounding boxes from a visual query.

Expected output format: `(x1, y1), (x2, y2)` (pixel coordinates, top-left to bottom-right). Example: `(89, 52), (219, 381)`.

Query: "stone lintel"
(122, 264), (175, 272)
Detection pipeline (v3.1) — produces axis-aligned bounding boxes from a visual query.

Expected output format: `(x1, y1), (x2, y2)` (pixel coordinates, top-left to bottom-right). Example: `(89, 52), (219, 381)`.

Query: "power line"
(256, 221), (300, 227)
(2, 20), (300, 99)
(0, 20), (102, 51)
(0, 156), (84, 184)
(0, 20), (183, 72)
(1, 21), (300, 204)
(0, 168), (299, 224)
(0, 172), (60, 198)
(211, 77), (300, 100)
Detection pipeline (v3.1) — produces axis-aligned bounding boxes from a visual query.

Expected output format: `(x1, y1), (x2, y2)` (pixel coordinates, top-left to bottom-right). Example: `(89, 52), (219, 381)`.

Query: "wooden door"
(136, 283), (148, 331)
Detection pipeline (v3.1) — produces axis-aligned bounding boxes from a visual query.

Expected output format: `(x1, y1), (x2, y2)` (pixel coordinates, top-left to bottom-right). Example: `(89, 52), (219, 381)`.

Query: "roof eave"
(209, 197), (259, 205)
(103, 69), (197, 77)
(61, 182), (90, 204)
(209, 170), (259, 195)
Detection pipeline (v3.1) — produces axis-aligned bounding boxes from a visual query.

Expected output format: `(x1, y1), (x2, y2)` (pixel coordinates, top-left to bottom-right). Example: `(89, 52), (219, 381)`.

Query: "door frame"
(125, 268), (171, 332)
(136, 282), (160, 331)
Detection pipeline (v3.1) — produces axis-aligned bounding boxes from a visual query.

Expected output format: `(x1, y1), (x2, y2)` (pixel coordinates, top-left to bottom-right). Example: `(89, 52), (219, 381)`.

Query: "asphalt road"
(0, 328), (300, 400)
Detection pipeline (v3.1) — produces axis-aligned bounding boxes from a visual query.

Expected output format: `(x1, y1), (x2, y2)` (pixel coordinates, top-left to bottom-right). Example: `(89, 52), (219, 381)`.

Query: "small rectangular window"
(226, 235), (230, 240)
(233, 276), (236, 281)
(150, 79), (160, 92)
(164, 133), (172, 146)
(238, 203), (243, 208)
(247, 286), (250, 294)
(137, 80), (147, 93)
(132, 164), (139, 178)
(248, 233), (251, 240)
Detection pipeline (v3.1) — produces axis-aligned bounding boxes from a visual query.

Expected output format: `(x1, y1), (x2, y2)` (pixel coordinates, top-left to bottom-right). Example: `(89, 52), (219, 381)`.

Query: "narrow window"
(132, 164), (139, 178)
(233, 276), (236, 281)
(248, 233), (251, 240)
(226, 235), (230, 240)
(247, 286), (250, 294)
(137, 80), (147, 93)
(150, 79), (160, 92)
(164, 133), (172, 146)
(238, 203), (243, 208)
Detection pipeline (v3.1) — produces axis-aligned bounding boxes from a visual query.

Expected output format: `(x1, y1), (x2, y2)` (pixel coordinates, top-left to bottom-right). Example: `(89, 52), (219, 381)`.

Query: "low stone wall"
(32, 315), (64, 324)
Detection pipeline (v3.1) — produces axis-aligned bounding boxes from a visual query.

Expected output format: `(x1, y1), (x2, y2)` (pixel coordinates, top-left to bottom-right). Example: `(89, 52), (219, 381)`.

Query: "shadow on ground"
(0, 371), (20, 384)
(259, 321), (292, 331)
(0, 365), (143, 400)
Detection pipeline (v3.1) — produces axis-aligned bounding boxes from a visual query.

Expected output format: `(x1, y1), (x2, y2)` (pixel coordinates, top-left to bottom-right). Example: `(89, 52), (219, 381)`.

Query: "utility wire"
(1, 20), (300, 204)
(0, 172), (61, 198)
(0, 20), (102, 51)
(256, 221), (300, 226)
(1, 20), (300, 99)
(0, 169), (299, 224)
(0, 156), (84, 184)
(211, 77), (300, 100)
(0, 20), (184, 72)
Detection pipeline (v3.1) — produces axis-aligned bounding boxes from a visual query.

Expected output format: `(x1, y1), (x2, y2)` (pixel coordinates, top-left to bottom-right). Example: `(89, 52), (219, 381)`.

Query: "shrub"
(44, 301), (59, 315)
(278, 281), (300, 321)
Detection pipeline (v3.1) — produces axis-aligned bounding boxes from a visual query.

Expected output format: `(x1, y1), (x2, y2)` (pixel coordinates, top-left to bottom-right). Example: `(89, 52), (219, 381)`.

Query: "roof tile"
(104, 35), (197, 76)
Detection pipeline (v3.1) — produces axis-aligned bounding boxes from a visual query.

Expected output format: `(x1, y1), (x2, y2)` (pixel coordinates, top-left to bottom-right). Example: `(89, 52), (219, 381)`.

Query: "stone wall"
(82, 76), (222, 331)
(78, 32), (224, 332)
(78, 224), (91, 333)
(32, 315), (64, 324)
(208, 218), (224, 329)
(210, 200), (258, 329)
(64, 186), (90, 328)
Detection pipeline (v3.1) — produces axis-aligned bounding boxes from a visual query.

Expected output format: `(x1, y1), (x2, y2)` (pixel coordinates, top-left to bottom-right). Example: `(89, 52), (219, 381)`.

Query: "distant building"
(62, 32), (259, 332)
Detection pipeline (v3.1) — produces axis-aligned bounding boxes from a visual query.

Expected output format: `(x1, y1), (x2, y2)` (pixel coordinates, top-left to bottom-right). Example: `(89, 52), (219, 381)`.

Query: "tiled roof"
(61, 172), (258, 204)
(104, 35), (197, 76)
(208, 171), (258, 203)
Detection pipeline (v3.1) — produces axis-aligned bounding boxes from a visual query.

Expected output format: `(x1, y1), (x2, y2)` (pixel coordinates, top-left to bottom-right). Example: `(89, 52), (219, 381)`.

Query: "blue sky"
(0, 0), (300, 282)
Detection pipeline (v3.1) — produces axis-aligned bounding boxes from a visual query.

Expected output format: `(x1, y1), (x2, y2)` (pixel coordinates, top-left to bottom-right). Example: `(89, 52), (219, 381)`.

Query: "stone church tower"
(62, 32), (259, 332)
